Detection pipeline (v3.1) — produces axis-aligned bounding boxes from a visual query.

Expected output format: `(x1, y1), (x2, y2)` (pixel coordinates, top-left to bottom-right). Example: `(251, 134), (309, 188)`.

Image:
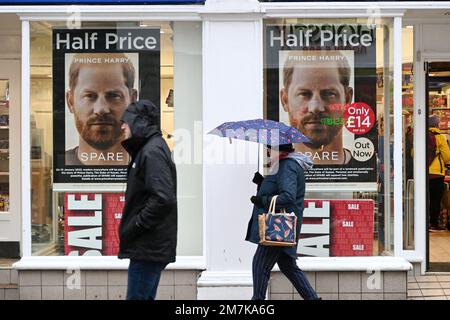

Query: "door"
(0, 59), (20, 258)
(426, 61), (450, 272)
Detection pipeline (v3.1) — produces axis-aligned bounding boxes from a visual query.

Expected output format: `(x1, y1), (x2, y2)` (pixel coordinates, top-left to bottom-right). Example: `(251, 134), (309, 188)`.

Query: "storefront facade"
(0, 0), (449, 300)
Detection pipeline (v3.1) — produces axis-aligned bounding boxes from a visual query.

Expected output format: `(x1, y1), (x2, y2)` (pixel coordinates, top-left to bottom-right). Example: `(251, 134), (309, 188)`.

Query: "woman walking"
(246, 143), (320, 300)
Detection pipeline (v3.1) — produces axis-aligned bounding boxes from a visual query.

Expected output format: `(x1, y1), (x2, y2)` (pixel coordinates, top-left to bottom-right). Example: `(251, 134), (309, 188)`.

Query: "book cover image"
(53, 28), (160, 184)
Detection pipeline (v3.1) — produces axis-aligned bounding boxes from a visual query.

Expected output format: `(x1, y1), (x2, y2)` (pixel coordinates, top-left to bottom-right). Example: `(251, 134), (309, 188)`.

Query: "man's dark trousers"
(126, 260), (168, 300)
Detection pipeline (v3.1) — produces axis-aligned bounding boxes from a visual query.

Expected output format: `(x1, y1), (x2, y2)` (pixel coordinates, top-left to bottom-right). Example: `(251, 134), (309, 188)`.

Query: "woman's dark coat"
(245, 153), (312, 258)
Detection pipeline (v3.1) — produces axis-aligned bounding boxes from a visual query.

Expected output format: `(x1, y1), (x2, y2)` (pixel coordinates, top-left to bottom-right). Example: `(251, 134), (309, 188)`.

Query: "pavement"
(408, 274), (450, 300)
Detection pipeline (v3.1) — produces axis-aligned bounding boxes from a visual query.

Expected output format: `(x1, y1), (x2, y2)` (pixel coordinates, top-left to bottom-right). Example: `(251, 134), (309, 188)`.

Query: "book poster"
(266, 24), (377, 183)
(53, 28), (160, 183)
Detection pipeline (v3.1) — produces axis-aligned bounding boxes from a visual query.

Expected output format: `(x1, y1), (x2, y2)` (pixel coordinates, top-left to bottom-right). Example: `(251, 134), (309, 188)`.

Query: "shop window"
(0, 80), (9, 213)
(30, 21), (203, 256)
(263, 18), (395, 257)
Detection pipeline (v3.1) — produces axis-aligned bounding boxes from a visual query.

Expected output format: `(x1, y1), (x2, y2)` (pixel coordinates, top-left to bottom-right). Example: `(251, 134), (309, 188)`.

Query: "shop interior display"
(30, 73), (53, 253)
(429, 64), (450, 232)
(0, 79), (9, 214)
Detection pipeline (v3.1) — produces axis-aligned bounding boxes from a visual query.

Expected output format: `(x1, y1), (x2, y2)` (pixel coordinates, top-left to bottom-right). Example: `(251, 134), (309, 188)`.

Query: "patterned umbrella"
(208, 119), (310, 146)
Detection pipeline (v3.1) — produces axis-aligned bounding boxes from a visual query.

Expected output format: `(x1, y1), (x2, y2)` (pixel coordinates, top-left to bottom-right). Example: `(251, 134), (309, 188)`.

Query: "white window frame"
(262, 4), (407, 258)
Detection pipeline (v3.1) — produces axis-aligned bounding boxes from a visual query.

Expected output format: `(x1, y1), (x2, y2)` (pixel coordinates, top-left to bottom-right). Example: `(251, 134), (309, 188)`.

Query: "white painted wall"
(202, 16), (263, 273)
(423, 24), (450, 54)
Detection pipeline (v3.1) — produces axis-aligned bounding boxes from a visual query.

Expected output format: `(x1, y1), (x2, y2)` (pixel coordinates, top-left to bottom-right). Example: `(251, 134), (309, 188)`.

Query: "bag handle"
(268, 195), (278, 214)
(268, 195), (288, 214)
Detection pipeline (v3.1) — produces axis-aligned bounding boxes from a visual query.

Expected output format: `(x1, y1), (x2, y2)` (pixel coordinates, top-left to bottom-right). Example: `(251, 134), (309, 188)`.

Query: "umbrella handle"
(258, 144), (261, 172)
(256, 144), (261, 172)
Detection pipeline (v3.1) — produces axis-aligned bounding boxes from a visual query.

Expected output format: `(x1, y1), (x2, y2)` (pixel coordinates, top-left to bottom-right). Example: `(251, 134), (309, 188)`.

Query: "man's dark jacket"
(118, 100), (177, 263)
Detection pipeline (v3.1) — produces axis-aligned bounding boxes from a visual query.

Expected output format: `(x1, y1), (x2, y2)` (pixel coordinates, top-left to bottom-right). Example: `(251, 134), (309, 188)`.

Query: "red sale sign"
(64, 193), (124, 256)
(330, 200), (374, 256)
(298, 199), (374, 257)
(103, 193), (125, 256)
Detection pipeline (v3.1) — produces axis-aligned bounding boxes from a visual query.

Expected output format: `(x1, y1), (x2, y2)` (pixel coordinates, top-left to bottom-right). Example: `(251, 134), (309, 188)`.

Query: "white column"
(393, 16), (404, 256)
(21, 19), (31, 257)
(198, 3), (263, 300)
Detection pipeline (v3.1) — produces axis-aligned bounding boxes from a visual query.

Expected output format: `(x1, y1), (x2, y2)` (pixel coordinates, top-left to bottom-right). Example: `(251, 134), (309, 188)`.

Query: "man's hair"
(282, 50), (351, 91)
(68, 52), (136, 91)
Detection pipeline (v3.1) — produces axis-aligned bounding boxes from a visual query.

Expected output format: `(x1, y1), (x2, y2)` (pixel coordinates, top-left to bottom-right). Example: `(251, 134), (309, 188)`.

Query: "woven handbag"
(258, 195), (297, 247)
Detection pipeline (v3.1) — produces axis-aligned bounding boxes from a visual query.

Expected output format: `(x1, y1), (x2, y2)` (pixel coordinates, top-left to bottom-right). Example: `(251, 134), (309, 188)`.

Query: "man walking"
(118, 100), (177, 300)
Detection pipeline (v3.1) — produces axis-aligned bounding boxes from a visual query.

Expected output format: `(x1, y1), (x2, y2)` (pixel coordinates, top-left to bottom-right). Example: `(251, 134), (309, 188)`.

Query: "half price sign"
(344, 102), (375, 135)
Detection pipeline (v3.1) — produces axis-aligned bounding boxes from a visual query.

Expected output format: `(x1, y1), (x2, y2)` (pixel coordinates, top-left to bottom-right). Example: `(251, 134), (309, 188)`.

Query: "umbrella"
(208, 119), (310, 146)
(208, 119), (310, 170)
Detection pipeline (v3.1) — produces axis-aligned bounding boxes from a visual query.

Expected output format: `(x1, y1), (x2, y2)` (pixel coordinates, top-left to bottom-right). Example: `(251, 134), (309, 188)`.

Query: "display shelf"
(429, 94), (448, 109)
(0, 126), (8, 129)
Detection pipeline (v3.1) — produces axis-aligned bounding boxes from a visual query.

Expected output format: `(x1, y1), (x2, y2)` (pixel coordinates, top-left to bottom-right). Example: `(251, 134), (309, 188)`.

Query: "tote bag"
(258, 195), (297, 247)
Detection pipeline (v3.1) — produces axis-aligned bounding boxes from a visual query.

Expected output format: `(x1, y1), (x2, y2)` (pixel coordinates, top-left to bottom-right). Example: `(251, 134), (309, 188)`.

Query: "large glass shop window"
(30, 21), (203, 256)
(263, 18), (395, 257)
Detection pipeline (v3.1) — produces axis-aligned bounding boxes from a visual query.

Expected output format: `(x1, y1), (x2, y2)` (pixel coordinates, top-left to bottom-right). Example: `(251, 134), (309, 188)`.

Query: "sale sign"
(103, 193), (125, 256)
(64, 193), (124, 256)
(298, 199), (374, 257)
